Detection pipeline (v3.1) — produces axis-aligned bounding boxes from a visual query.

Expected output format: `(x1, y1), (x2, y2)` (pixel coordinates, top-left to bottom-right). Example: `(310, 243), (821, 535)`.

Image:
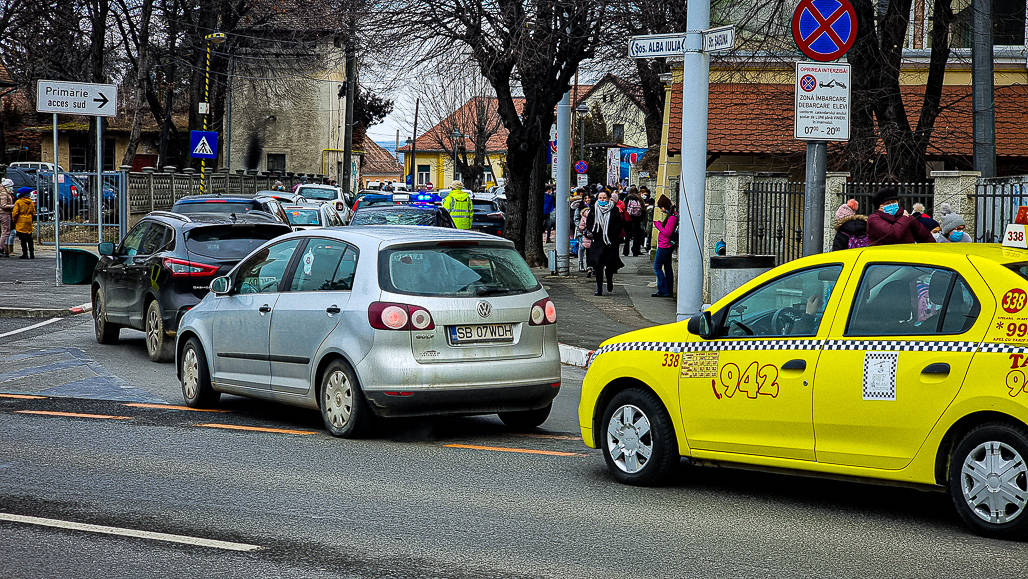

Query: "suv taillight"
(368, 302), (434, 330)
(163, 258), (219, 277)
(529, 297), (556, 326)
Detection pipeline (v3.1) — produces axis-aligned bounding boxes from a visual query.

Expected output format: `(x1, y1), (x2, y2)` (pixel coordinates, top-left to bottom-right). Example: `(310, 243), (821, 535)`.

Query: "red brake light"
(163, 257), (219, 277)
(529, 297), (556, 326)
(70, 185), (78, 197)
(368, 302), (434, 331)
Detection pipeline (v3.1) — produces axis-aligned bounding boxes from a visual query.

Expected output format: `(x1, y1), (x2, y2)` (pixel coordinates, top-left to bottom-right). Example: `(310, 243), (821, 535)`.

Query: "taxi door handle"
(922, 363), (950, 375)
(782, 359), (806, 371)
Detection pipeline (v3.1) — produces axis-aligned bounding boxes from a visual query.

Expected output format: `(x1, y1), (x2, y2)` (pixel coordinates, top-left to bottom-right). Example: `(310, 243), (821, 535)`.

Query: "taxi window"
(720, 265), (842, 338)
(846, 264), (980, 336)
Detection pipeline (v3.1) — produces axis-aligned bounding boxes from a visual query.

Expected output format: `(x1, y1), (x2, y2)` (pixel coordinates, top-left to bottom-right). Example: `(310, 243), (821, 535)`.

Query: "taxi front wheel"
(601, 389), (677, 485)
(948, 423), (1028, 538)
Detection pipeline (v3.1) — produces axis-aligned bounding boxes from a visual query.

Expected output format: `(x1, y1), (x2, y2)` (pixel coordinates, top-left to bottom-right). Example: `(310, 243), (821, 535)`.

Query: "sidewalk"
(0, 247), (91, 317)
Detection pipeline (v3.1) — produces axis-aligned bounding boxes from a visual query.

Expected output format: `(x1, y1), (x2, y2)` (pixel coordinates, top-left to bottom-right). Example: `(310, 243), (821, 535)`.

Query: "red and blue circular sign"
(574, 160), (588, 174)
(800, 74), (817, 92)
(792, 0), (857, 62)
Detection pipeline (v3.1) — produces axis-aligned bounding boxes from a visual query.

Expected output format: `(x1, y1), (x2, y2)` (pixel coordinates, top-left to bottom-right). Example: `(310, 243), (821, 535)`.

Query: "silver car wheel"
(146, 307), (160, 354)
(324, 370), (353, 429)
(182, 347), (199, 400)
(961, 440), (1028, 524)
(607, 404), (653, 474)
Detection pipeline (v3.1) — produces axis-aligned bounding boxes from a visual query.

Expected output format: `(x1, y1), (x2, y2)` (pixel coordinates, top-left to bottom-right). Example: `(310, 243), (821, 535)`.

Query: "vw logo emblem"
(477, 301), (492, 318)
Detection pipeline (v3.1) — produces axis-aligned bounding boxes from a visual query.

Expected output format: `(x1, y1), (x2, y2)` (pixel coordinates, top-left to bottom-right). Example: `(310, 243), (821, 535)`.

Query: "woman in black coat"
(585, 190), (624, 296)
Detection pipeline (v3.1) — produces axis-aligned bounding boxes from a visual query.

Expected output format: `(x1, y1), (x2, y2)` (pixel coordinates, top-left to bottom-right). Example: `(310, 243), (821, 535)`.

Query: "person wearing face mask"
(936, 212), (972, 243)
(585, 191), (624, 295)
(866, 187), (935, 245)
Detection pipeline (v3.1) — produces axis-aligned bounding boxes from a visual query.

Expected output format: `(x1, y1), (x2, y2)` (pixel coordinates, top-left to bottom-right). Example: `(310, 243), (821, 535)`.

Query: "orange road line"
(123, 403), (229, 413)
(195, 423), (318, 435)
(443, 443), (586, 457)
(15, 410), (130, 420)
(0, 394), (47, 400)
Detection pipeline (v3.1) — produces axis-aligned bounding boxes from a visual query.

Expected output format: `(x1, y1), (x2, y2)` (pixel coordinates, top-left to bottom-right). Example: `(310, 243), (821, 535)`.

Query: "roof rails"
(148, 211), (191, 222)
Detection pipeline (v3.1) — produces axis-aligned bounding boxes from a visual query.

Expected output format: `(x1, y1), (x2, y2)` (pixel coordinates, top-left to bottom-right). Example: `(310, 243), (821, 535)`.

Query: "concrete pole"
(677, 0), (710, 320)
(803, 141), (827, 255)
(341, 47), (356, 194)
(555, 90), (572, 275)
(971, 0), (996, 177)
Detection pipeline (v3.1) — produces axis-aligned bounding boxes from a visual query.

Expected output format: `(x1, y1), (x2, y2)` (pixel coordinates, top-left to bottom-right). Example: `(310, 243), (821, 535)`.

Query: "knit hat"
(918, 215), (940, 232)
(872, 187), (900, 208)
(17, 189), (30, 198)
(1, 178), (12, 188)
(940, 212), (965, 235)
(835, 201), (856, 221)
(937, 202), (954, 217)
(450, 181), (463, 189)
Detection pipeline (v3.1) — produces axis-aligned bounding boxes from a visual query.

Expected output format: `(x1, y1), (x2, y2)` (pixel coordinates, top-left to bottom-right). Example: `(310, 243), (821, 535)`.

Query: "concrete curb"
(559, 343), (593, 368)
(0, 302), (91, 319)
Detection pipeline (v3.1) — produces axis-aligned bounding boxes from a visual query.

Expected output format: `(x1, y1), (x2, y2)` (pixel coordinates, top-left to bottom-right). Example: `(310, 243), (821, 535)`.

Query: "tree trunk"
(121, 0), (154, 168)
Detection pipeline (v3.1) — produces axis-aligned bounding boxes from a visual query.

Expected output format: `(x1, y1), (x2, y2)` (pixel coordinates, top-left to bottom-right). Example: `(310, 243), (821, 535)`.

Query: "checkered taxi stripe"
(592, 339), (1028, 359)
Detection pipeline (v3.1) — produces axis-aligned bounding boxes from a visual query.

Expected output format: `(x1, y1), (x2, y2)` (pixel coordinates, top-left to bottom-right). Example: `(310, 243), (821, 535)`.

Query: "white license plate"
(448, 323), (514, 344)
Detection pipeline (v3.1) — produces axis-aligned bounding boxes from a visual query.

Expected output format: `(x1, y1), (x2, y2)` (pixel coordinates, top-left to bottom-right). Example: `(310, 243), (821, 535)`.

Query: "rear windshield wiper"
(474, 288), (515, 296)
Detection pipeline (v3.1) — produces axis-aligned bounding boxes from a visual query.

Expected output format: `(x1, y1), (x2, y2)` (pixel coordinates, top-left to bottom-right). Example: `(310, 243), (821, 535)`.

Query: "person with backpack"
(622, 187), (645, 256)
(831, 199), (869, 251)
(651, 194), (678, 297)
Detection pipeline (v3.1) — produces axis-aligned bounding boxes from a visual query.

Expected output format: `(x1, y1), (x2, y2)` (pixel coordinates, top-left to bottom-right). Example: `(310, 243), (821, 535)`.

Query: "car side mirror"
(210, 276), (231, 295)
(97, 242), (115, 256)
(688, 310), (715, 340)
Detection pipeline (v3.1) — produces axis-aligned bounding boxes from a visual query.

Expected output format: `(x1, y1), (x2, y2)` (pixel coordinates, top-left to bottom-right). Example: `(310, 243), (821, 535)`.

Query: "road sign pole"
(803, 141), (827, 256)
(53, 114), (61, 287)
(677, 0), (710, 321)
(96, 116), (102, 244)
(555, 90), (571, 276)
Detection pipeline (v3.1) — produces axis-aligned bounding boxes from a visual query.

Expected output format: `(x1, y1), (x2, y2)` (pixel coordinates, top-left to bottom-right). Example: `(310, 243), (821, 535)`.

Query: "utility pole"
(972, 0), (996, 177)
(410, 98), (419, 188)
(341, 23), (357, 192)
(555, 91), (571, 275)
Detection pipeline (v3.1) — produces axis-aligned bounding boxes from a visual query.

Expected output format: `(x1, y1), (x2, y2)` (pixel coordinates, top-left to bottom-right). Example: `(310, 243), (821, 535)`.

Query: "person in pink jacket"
(652, 194), (678, 297)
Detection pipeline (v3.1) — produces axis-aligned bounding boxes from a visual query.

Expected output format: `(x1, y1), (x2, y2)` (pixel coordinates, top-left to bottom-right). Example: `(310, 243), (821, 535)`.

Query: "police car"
(580, 223), (1028, 537)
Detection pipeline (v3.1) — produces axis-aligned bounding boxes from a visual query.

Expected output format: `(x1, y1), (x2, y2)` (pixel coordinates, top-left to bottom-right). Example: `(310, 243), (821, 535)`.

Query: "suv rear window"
(352, 209), (434, 226)
(185, 225), (287, 259)
(380, 244), (539, 297)
(173, 200), (260, 215)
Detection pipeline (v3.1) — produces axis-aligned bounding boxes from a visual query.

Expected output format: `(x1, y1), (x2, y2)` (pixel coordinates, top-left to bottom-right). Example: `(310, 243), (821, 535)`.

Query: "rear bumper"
(364, 382), (560, 418)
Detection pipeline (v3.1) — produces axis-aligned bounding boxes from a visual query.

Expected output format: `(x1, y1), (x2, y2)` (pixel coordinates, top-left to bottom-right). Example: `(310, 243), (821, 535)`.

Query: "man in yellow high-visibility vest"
(442, 181), (474, 229)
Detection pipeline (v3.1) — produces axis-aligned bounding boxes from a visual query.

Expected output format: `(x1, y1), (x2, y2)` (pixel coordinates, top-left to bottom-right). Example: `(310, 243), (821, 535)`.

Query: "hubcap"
(146, 307), (160, 353)
(961, 440), (1028, 525)
(606, 404), (653, 474)
(324, 370), (353, 429)
(182, 348), (199, 400)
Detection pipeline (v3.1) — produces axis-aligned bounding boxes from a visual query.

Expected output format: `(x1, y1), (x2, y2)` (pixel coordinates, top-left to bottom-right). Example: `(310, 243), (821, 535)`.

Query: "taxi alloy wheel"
(180, 337), (218, 408)
(601, 389), (677, 485)
(145, 301), (174, 363)
(949, 423), (1028, 538)
(93, 288), (120, 344)
(320, 360), (371, 438)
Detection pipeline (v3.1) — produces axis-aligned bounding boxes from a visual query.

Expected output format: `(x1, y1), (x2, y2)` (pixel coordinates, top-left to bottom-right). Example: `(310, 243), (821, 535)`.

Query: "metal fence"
(127, 169), (325, 215)
(745, 181), (805, 265)
(972, 176), (1028, 243)
(841, 182), (935, 215)
(35, 171), (127, 246)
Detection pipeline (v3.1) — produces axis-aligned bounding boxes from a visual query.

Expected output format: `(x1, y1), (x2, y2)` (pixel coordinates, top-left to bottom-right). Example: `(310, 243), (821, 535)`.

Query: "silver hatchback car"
(175, 226), (561, 436)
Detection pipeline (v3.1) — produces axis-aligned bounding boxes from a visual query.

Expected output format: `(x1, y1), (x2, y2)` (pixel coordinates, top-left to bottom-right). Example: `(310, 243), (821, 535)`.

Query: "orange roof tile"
(359, 135), (403, 176)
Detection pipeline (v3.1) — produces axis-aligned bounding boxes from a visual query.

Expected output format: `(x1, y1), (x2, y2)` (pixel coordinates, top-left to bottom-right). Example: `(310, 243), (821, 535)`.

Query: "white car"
(283, 203), (347, 230)
(295, 184), (351, 213)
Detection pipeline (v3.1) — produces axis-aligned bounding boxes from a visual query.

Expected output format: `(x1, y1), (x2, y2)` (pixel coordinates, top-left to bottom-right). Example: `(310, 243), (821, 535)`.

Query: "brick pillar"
(823, 171), (850, 250)
(930, 170), (980, 239)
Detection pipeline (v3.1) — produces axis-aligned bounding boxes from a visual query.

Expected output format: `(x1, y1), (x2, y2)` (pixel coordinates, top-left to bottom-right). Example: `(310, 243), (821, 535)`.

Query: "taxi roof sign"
(1003, 224), (1027, 249)
(1015, 205), (1028, 225)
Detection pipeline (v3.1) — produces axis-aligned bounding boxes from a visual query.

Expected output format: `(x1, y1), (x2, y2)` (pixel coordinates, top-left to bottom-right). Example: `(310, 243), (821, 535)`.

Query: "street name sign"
(702, 26), (736, 52)
(794, 62), (850, 141)
(190, 131), (219, 159)
(36, 80), (117, 117)
(628, 33), (685, 58)
(792, 0), (857, 62)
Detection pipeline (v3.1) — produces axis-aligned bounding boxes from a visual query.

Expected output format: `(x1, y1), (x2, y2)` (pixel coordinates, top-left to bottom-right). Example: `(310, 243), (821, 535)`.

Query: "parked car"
(283, 203), (346, 231)
(92, 211), (292, 362)
(175, 227), (561, 436)
(351, 193), (409, 213)
(295, 184), (352, 213)
(4, 167), (39, 208)
(349, 204), (455, 228)
(255, 190), (307, 206)
(8, 161), (66, 173)
(171, 194), (290, 224)
(471, 196), (505, 236)
(6, 167), (87, 220)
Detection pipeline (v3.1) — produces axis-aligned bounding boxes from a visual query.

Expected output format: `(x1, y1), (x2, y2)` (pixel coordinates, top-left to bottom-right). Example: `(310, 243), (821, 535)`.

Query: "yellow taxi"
(580, 240), (1028, 537)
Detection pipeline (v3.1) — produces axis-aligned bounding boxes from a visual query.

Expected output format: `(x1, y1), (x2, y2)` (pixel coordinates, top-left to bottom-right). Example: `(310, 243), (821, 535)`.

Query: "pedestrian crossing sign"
(189, 130), (218, 159)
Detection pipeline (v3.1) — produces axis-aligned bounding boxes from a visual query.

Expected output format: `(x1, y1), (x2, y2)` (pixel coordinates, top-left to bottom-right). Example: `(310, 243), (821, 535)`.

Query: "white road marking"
(0, 513), (262, 551)
(0, 317), (62, 339)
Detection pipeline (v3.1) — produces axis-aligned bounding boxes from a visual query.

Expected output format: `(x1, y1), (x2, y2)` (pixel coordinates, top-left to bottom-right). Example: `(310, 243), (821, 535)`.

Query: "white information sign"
(577, 174), (589, 188)
(628, 33), (686, 58)
(793, 62), (850, 141)
(36, 80), (117, 117)
(863, 351), (898, 401)
(702, 26), (735, 52)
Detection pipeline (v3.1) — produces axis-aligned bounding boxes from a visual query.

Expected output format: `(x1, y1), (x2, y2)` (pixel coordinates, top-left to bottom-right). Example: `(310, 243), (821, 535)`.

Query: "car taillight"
(368, 302), (434, 330)
(70, 185), (78, 197)
(529, 297), (556, 326)
(163, 258), (219, 277)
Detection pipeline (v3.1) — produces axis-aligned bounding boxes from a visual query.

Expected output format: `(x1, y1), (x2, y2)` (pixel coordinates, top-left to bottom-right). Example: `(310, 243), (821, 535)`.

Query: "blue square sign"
(190, 130), (218, 159)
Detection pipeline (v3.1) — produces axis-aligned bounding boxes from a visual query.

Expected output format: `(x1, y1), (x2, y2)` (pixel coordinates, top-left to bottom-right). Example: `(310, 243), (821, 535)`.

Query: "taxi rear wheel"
(948, 423), (1028, 538)
(601, 388), (677, 485)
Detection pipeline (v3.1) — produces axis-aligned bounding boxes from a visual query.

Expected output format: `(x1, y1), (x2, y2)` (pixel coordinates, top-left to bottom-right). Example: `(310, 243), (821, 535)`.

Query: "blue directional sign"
(189, 130), (218, 159)
(791, 0), (857, 62)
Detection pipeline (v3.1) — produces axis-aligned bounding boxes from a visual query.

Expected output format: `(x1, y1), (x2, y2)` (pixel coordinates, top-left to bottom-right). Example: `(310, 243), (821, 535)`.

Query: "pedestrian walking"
(831, 199), (869, 251)
(936, 212), (972, 243)
(0, 178), (15, 258)
(866, 187), (935, 245)
(652, 195), (678, 297)
(11, 189), (35, 259)
(542, 185), (555, 243)
(622, 187), (645, 256)
(585, 190), (623, 296)
(442, 181), (473, 230)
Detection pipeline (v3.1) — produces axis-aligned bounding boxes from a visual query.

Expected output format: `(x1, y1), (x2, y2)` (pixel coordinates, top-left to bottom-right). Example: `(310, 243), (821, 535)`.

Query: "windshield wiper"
(474, 288), (513, 296)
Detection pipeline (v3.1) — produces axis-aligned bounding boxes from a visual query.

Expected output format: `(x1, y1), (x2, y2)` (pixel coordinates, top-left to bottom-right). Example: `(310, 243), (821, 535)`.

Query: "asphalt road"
(2, 314), (1027, 577)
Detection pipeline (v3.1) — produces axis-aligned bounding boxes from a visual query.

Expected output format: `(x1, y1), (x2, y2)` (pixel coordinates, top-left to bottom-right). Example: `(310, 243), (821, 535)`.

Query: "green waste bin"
(59, 247), (99, 285)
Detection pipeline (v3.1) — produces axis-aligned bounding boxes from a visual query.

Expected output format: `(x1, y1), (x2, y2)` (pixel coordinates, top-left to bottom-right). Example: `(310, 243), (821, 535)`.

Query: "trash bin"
(59, 247), (99, 285)
(709, 255), (776, 304)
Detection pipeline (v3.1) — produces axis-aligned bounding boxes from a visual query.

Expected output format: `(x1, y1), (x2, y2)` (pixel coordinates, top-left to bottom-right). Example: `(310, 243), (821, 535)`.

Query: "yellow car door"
(813, 254), (993, 469)
(680, 263), (848, 461)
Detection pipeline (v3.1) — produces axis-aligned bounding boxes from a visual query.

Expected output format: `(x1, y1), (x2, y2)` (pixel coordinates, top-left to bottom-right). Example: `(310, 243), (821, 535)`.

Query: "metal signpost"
(791, 0), (855, 256)
(35, 80), (117, 286)
(575, 160), (589, 191)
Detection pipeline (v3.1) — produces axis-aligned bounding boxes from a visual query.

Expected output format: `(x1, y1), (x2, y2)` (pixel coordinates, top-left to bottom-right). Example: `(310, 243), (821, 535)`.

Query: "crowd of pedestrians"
(830, 187), (973, 251)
